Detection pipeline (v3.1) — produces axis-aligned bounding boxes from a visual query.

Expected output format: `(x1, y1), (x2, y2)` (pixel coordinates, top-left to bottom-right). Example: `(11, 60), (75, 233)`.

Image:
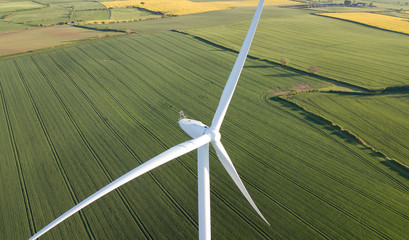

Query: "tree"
(280, 57), (290, 66)
(308, 65), (320, 74)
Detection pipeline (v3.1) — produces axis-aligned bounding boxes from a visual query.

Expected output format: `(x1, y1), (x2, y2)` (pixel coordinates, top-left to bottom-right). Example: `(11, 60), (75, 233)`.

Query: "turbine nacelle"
(179, 118), (209, 139)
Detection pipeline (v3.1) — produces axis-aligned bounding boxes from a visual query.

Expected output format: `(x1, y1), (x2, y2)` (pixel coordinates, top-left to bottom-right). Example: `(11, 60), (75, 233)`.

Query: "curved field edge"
(288, 91), (409, 169)
(1, 31), (409, 239)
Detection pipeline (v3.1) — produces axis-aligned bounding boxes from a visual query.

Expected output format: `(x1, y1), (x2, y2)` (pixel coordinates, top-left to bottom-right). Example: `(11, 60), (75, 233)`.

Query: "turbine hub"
(204, 128), (221, 142)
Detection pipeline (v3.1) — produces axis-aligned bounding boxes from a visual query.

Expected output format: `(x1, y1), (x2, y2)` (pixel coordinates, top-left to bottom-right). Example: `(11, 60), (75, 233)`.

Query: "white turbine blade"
(211, 140), (270, 225)
(211, 0), (264, 131)
(30, 134), (211, 240)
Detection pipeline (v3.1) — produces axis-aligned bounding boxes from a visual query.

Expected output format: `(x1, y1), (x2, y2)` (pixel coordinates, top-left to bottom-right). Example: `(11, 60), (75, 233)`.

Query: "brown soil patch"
(0, 25), (121, 56)
(293, 84), (313, 91)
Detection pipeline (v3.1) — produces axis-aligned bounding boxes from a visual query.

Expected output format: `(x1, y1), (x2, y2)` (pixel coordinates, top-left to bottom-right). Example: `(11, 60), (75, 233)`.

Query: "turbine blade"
(211, 0), (264, 131)
(211, 140), (270, 225)
(30, 134), (212, 240)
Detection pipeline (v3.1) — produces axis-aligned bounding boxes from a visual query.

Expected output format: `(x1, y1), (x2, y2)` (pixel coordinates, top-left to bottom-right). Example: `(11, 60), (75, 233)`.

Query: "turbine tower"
(29, 1), (267, 239)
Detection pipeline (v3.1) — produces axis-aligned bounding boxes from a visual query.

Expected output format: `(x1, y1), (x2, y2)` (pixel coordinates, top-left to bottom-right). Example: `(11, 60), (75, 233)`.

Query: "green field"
(109, 8), (155, 20)
(1, 30), (409, 239)
(70, 9), (109, 21)
(6, 4), (70, 26)
(186, 7), (409, 89)
(0, 21), (34, 33)
(0, 1), (44, 13)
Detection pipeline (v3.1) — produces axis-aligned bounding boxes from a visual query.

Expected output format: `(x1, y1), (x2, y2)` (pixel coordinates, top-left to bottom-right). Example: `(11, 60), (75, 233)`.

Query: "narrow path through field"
(0, 77), (36, 235)
(13, 60), (96, 239)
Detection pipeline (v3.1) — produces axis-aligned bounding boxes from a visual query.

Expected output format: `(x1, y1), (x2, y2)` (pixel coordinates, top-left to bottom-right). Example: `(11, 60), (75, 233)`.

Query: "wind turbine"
(29, 0), (267, 239)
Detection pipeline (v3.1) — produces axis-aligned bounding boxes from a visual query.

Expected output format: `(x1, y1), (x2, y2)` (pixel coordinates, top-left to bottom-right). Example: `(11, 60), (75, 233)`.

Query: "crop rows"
(0, 71), (35, 237)
(13, 59), (96, 239)
(67, 43), (278, 239)
(1, 31), (409, 239)
(29, 56), (152, 240)
(54, 48), (198, 229)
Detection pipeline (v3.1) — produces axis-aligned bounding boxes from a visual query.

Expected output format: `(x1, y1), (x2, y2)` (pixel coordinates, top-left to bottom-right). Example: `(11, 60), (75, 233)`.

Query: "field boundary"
(276, 94), (409, 175)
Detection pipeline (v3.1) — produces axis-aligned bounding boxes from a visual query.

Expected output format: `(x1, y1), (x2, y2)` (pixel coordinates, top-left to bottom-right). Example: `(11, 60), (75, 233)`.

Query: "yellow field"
(81, 15), (162, 24)
(318, 12), (409, 35)
(100, 0), (297, 15)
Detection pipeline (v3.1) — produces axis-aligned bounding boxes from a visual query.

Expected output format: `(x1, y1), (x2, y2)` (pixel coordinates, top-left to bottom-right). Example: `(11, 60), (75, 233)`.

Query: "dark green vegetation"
(1, 29), (409, 239)
(186, 7), (409, 89)
(291, 92), (409, 167)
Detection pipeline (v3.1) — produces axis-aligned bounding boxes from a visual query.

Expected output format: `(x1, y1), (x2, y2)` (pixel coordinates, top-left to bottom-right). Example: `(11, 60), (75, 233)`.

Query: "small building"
(355, 2), (368, 6)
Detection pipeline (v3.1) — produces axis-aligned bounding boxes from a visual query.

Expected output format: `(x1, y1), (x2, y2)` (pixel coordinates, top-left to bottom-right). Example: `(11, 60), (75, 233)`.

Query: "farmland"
(100, 0), (297, 15)
(0, 1), (43, 13)
(1, 30), (409, 239)
(0, 25), (121, 57)
(318, 12), (409, 35)
(186, 7), (409, 89)
(1, 1), (409, 240)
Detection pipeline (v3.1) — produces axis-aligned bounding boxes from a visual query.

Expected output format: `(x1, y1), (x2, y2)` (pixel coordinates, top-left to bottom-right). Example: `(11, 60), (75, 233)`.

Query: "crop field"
(0, 25), (121, 56)
(0, 1), (43, 13)
(318, 12), (409, 35)
(109, 8), (155, 20)
(186, 7), (409, 89)
(70, 9), (110, 21)
(290, 92), (409, 167)
(6, 4), (70, 26)
(1, 30), (409, 239)
(0, 21), (35, 33)
(100, 0), (297, 15)
(66, 1), (107, 10)
(84, 5), (269, 33)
